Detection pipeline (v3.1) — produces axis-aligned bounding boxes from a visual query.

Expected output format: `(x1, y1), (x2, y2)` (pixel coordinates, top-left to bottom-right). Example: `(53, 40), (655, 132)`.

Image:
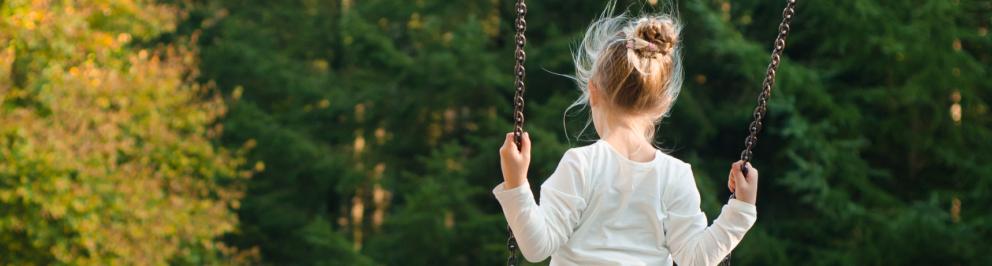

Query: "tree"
(181, 0), (992, 265)
(0, 0), (251, 264)
(666, 0), (992, 264)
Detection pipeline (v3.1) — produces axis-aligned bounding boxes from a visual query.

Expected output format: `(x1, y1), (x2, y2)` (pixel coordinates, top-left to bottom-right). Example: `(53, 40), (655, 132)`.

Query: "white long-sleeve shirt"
(494, 140), (757, 266)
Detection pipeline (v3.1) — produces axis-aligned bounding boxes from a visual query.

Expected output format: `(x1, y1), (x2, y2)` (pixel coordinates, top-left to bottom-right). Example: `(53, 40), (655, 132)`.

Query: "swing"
(503, 1), (799, 265)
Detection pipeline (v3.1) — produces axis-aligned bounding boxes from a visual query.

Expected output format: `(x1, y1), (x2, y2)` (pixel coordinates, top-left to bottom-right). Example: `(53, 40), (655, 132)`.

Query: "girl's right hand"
(728, 161), (759, 205)
(499, 132), (531, 190)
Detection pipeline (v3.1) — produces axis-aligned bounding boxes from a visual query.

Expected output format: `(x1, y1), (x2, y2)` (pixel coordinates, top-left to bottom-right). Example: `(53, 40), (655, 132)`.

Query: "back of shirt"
(552, 140), (683, 265)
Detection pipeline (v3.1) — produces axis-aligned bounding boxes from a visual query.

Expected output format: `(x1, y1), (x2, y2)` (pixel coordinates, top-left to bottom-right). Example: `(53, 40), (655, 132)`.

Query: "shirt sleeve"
(493, 149), (588, 262)
(663, 163), (757, 266)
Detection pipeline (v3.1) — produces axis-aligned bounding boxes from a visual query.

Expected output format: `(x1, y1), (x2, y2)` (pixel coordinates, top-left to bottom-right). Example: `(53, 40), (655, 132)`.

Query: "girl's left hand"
(499, 132), (531, 190)
(728, 161), (759, 205)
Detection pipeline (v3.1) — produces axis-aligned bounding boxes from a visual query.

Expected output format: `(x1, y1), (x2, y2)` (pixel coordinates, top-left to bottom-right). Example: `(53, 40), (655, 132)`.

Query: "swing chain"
(512, 0), (528, 147)
(508, 0), (527, 266)
(723, 1), (796, 266)
(739, 0), (796, 171)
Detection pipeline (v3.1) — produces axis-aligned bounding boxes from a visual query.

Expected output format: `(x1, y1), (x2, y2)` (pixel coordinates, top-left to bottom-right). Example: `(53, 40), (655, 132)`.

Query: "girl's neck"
(598, 119), (657, 163)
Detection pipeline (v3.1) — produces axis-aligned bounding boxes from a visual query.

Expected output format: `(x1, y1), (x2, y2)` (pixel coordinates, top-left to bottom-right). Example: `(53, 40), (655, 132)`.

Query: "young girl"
(495, 11), (759, 266)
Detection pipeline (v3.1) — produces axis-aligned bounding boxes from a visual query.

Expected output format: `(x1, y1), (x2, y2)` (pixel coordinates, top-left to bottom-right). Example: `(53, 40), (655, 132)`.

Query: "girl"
(494, 10), (759, 266)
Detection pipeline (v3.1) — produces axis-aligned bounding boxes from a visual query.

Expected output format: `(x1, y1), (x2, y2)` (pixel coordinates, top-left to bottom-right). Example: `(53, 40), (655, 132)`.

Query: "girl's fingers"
(728, 174), (736, 193)
(728, 164), (736, 192)
(501, 132), (532, 155)
(745, 162), (758, 184)
(732, 161), (748, 187)
(520, 132), (531, 154)
(730, 161), (741, 179)
(501, 133), (516, 152)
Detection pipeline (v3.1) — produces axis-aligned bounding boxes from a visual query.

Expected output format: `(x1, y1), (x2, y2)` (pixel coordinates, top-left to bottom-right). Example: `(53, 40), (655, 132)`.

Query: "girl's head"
(568, 10), (683, 143)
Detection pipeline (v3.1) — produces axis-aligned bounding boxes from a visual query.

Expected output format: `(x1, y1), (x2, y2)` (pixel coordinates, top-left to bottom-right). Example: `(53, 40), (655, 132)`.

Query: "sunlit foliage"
(0, 0), (250, 264)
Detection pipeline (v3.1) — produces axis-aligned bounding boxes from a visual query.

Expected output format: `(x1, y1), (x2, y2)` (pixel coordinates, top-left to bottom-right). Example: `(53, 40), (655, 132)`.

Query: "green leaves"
(171, 0), (992, 265)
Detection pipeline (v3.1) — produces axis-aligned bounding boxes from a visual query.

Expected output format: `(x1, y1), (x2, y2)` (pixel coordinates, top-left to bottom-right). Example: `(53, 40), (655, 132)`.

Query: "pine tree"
(182, 0), (992, 264)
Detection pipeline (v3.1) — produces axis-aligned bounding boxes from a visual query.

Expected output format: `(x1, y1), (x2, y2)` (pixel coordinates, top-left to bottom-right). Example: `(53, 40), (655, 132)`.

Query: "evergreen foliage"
(183, 0), (991, 264)
(1, 0), (988, 264)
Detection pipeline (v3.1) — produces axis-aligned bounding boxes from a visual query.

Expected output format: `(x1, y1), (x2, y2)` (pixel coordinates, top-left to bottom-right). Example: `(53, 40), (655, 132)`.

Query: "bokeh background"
(1, 0), (990, 265)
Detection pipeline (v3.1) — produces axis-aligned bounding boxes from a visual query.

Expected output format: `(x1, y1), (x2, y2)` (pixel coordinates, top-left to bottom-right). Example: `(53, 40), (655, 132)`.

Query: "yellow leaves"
(0, 46), (14, 90)
(950, 197), (961, 223)
(54, 178), (70, 191)
(311, 59), (329, 72)
(445, 158), (462, 172)
(9, 9), (44, 30)
(374, 127), (388, 144)
(481, 4), (500, 38)
(0, 0), (249, 264)
(28, 9), (46, 22)
(442, 32), (454, 46)
(81, 237), (97, 254)
(407, 13), (423, 30)
(63, 4), (77, 15)
(14, 187), (29, 198)
(720, 2), (732, 21)
(378, 17), (390, 29)
(71, 199), (87, 213)
(444, 210), (455, 229)
(950, 90), (962, 125)
(370, 163), (389, 231)
(232, 85), (244, 100)
(96, 96), (111, 108)
(96, 32), (117, 48)
(243, 138), (257, 149)
(253, 161), (266, 172)
(49, 204), (68, 218)
(354, 103), (366, 121)
(116, 33), (132, 44)
(354, 135), (366, 155)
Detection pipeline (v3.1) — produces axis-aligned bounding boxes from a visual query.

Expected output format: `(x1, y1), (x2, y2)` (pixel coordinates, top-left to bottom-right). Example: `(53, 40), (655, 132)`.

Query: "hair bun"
(630, 18), (677, 57)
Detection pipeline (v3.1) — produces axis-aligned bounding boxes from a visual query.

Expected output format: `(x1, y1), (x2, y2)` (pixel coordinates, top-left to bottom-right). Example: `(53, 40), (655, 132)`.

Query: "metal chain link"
(739, 0), (796, 167)
(508, 0), (527, 265)
(722, 1), (797, 266)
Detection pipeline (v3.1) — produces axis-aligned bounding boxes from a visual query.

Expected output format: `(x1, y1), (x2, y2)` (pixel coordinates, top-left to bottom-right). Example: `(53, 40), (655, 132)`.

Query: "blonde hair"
(565, 4), (684, 143)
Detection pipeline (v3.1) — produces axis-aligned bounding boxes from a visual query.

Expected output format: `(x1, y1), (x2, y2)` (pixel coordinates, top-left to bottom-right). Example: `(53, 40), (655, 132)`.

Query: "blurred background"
(1, 0), (990, 265)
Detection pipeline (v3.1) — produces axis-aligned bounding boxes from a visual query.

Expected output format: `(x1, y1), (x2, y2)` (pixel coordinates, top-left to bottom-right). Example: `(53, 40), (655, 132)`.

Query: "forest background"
(1, 0), (990, 265)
